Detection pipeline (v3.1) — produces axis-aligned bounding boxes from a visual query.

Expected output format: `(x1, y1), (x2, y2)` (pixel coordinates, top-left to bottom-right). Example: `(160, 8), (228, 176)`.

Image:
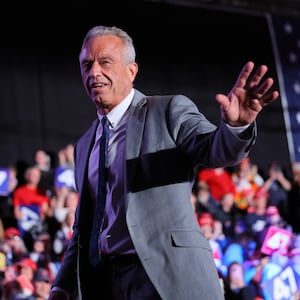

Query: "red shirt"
(13, 185), (49, 207)
(197, 168), (236, 201)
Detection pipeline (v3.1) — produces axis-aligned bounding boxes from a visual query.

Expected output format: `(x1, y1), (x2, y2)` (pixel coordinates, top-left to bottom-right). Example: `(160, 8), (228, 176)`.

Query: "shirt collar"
(97, 88), (134, 128)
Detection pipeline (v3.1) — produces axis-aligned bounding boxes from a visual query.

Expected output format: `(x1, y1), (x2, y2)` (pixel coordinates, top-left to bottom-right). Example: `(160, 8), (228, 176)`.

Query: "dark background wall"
(0, 2), (291, 177)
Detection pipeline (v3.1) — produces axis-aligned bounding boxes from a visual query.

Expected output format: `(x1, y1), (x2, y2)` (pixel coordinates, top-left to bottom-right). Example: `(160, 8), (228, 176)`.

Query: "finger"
(234, 61), (255, 89)
(215, 93), (232, 111)
(250, 77), (275, 98)
(260, 91), (280, 106)
(251, 78), (280, 103)
(246, 65), (268, 90)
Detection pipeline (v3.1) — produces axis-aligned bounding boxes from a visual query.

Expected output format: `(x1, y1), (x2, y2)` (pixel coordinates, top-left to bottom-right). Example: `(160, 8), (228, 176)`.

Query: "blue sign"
(0, 168), (10, 196)
(263, 264), (300, 300)
(18, 204), (41, 236)
(54, 167), (75, 189)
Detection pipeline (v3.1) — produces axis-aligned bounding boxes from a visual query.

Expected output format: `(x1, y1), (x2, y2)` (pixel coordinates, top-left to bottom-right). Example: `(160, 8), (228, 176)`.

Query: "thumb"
(215, 93), (230, 110)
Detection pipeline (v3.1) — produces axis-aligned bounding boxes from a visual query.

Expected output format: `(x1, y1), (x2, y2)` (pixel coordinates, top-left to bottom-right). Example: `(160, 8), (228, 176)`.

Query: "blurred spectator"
(34, 149), (55, 193)
(262, 161), (292, 221)
(48, 186), (70, 223)
(1, 227), (28, 265)
(264, 205), (292, 231)
(197, 212), (225, 272)
(245, 254), (270, 300)
(1, 278), (23, 300)
(193, 181), (218, 217)
(259, 205), (293, 246)
(27, 267), (52, 300)
(57, 143), (74, 169)
(197, 167), (236, 202)
(51, 186), (78, 223)
(288, 161), (300, 233)
(12, 166), (50, 241)
(52, 209), (75, 265)
(256, 205), (293, 248)
(224, 261), (256, 300)
(244, 188), (268, 242)
(213, 192), (243, 237)
(14, 257), (37, 297)
(29, 233), (51, 270)
(232, 158), (264, 213)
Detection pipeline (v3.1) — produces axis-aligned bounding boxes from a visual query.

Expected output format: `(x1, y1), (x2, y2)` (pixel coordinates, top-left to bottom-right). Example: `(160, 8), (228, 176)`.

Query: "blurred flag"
(268, 15), (300, 163)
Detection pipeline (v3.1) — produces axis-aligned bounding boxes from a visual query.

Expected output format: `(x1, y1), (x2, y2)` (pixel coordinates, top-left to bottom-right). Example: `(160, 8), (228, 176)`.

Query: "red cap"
(198, 213), (214, 227)
(4, 227), (21, 239)
(15, 258), (37, 271)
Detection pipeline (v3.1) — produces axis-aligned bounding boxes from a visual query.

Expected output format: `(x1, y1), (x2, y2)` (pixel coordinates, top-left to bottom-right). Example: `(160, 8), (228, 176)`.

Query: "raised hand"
(215, 61), (279, 126)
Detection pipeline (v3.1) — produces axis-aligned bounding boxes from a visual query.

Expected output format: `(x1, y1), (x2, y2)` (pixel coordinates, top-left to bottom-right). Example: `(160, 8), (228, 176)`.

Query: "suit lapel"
(126, 90), (148, 160)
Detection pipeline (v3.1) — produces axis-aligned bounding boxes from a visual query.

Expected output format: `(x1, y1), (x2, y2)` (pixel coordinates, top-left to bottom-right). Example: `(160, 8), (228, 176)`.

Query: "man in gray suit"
(48, 25), (279, 300)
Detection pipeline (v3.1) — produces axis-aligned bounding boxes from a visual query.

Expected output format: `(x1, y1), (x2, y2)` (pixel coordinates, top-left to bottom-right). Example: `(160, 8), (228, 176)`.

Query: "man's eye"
(101, 60), (110, 66)
(82, 62), (91, 70)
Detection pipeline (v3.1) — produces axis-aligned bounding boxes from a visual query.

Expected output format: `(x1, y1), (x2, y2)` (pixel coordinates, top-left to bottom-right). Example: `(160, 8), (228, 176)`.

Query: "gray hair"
(81, 25), (136, 64)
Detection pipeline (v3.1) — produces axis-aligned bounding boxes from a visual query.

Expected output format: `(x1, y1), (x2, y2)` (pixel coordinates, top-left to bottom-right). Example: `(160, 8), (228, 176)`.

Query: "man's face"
(79, 35), (138, 114)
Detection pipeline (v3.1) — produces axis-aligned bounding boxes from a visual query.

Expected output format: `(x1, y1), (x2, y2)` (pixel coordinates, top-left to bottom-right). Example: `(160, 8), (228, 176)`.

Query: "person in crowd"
(1, 277), (24, 300)
(1, 227), (28, 265)
(213, 192), (243, 237)
(48, 25), (279, 300)
(264, 205), (292, 230)
(51, 186), (78, 223)
(46, 186), (71, 241)
(14, 257), (37, 297)
(57, 144), (75, 169)
(34, 149), (55, 193)
(47, 186), (70, 222)
(262, 161), (292, 220)
(232, 157), (264, 213)
(224, 261), (256, 300)
(28, 267), (53, 300)
(12, 166), (52, 253)
(196, 212), (226, 273)
(244, 187), (269, 244)
(197, 167), (236, 202)
(29, 233), (51, 271)
(193, 180), (219, 217)
(52, 209), (75, 267)
(12, 166), (50, 231)
(288, 161), (300, 233)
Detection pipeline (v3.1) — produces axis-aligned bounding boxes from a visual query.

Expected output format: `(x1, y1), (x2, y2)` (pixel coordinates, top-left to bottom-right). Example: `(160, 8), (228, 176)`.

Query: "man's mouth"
(92, 83), (108, 88)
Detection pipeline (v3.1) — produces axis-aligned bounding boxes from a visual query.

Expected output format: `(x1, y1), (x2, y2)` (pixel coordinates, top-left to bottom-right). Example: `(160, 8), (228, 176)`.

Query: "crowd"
(0, 144), (300, 300)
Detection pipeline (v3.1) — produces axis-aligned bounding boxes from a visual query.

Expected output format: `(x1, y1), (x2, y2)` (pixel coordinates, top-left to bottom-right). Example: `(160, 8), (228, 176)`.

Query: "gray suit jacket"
(52, 89), (256, 299)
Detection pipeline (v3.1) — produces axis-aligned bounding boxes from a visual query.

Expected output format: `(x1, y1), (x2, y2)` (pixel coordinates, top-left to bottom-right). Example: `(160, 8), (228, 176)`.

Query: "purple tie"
(89, 116), (109, 266)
